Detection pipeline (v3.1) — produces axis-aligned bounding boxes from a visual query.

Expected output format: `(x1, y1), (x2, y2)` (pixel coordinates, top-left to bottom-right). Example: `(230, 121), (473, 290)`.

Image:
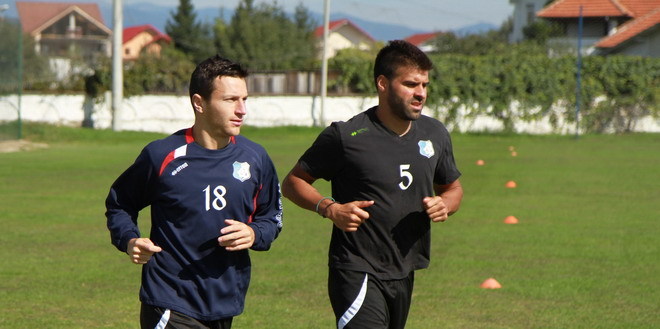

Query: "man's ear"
(376, 75), (388, 93)
(192, 94), (204, 113)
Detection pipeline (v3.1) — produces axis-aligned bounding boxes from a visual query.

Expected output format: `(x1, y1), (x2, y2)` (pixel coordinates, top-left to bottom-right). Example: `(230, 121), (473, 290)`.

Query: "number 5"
(399, 164), (413, 190)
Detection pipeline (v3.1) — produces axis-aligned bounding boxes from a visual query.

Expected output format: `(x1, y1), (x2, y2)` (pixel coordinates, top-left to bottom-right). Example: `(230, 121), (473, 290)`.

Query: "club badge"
(232, 161), (251, 182)
(418, 140), (435, 158)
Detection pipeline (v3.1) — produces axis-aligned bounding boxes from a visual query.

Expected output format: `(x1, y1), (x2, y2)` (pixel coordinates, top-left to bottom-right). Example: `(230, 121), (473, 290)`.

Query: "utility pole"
(575, 5), (583, 139)
(111, 0), (123, 131)
(319, 0), (330, 127)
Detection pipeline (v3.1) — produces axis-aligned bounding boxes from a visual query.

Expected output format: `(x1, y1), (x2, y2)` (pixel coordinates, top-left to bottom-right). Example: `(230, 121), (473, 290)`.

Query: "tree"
(328, 48), (376, 94)
(291, 2), (318, 69)
(431, 24), (511, 56)
(214, 0), (317, 70)
(523, 19), (563, 45)
(428, 17), (551, 57)
(0, 18), (52, 93)
(165, 0), (214, 64)
(123, 45), (196, 97)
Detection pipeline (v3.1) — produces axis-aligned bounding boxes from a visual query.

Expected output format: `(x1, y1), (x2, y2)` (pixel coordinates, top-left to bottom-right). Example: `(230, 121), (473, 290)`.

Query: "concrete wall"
(1, 93), (658, 134)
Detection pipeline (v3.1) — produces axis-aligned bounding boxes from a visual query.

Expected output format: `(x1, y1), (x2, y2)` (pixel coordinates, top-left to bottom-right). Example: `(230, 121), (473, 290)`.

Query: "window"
(526, 3), (536, 25)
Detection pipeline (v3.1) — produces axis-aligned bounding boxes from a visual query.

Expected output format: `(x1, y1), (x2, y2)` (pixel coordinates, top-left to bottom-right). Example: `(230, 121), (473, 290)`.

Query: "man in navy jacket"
(106, 55), (283, 329)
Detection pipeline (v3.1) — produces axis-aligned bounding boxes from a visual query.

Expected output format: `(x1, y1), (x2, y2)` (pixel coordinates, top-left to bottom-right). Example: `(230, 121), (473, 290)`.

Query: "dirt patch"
(0, 140), (49, 153)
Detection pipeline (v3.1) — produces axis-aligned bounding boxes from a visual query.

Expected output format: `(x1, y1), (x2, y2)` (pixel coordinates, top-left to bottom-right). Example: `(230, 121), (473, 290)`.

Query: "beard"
(386, 91), (423, 121)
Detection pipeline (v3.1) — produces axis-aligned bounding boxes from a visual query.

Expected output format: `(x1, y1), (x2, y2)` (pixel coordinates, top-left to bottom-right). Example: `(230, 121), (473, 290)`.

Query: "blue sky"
(122, 0), (515, 31)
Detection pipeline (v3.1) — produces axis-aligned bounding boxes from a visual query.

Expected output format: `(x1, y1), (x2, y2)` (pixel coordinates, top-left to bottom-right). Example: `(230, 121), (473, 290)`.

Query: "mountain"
(454, 23), (498, 36)
(110, 4), (427, 41)
(3, 2), (496, 41)
(329, 12), (425, 41)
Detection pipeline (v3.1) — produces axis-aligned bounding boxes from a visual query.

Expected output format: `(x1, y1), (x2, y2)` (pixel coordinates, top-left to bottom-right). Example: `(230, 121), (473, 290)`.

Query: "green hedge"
(330, 53), (660, 133)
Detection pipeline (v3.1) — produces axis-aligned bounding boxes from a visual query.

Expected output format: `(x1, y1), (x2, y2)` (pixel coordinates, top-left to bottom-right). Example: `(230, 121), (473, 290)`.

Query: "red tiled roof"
(538, 0), (632, 18)
(538, 0), (659, 18)
(617, 0), (660, 16)
(596, 7), (660, 47)
(537, 0), (660, 50)
(16, 1), (106, 34)
(314, 19), (375, 41)
(404, 32), (442, 46)
(123, 24), (171, 44)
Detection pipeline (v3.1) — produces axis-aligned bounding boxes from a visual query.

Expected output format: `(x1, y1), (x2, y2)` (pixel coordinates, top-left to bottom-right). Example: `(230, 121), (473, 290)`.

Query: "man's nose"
(236, 100), (247, 115)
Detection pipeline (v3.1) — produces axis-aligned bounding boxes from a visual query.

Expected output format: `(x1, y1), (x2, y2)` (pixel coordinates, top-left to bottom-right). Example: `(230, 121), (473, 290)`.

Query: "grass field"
(0, 123), (658, 328)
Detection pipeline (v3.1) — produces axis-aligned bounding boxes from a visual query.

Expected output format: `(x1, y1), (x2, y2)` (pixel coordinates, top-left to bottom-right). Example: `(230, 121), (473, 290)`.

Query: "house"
(509, 0), (550, 43)
(594, 7), (660, 55)
(16, 1), (112, 60)
(404, 32), (443, 52)
(123, 24), (171, 61)
(537, 0), (660, 56)
(314, 19), (376, 58)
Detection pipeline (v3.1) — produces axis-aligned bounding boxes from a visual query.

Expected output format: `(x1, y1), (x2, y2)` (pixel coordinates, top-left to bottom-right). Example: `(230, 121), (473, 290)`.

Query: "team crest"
(232, 161), (251, 182)
(418, 140), (435, 158)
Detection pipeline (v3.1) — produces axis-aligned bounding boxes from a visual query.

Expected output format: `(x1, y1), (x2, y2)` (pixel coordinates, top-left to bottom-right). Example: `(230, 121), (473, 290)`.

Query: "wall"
(1, 93), (658, 134)
(123, 32), (154, 61)
(618, 28), (660, 57)
(509, 0), (548, 43)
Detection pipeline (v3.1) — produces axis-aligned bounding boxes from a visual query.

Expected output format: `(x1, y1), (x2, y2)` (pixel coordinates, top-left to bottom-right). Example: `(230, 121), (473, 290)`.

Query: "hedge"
(330, 53), (659, 134)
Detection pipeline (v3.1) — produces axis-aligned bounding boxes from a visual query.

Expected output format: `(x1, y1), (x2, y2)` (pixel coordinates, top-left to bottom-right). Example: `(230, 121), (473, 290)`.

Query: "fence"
(0, 17), (22, 140)
(1, 93), (658, 135)
(247, 70), (342, 95)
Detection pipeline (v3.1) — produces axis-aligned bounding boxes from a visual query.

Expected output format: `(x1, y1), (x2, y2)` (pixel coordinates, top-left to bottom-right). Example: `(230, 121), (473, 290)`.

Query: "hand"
(127, 238), (162, 264)
(423, 196), (449, 222)
(218, 219), (255, 251)
(325, 200), (374, 232)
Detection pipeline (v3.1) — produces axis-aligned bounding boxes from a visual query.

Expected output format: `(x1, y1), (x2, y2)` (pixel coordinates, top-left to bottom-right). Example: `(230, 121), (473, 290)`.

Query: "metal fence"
(0, 17), (22, 140)
(247, 70), (343, 95)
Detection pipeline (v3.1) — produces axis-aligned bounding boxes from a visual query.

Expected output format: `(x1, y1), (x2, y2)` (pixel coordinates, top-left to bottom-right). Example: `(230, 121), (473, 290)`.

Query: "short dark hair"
(189, 55), (248, 101)
(373, 40), (432, 87)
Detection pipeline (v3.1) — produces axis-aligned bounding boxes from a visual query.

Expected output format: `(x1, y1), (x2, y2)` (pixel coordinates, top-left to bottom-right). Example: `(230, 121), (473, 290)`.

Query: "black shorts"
(328, 268), (415, 329)
(140, 303), (233, 329)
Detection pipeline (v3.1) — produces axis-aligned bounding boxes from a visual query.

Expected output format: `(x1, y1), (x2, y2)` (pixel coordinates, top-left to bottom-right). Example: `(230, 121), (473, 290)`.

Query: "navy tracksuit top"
(106, 128), (283, 320)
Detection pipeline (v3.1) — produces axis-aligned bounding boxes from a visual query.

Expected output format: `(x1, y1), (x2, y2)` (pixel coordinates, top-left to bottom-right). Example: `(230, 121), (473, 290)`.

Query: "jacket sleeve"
(248, 152), (283, 251)
(105, 148), (156, 253)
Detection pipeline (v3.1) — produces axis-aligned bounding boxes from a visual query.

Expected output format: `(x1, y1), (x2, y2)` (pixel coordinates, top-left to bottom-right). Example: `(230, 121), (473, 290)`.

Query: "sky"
(120, 0), (515, 31)
(135, 0), (513, 31)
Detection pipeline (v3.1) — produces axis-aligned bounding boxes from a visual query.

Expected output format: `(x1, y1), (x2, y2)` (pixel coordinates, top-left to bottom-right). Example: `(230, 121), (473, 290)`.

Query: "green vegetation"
(214, 0), (317, 70)
(1, 123), (658, 328)
(5, 0), (656, 135)
(165, 0), (215, 65)
(0, 18), (52, 94)
(329, 52), (660, 134)
(83, 0), (319, 97)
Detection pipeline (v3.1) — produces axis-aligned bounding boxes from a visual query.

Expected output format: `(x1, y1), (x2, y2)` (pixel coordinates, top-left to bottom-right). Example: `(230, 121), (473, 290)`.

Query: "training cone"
(480, 278), (502, 289)
(505, 181), (517, 188)
(504, 216), (519, 224)
(508, 146), (515, 152)
(511, 151), (518, 157)
(476, 159), (485, 166)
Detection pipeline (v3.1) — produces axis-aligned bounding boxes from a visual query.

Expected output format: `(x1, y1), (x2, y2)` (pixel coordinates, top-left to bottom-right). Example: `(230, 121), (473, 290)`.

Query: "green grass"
(1, 123), (658, 328)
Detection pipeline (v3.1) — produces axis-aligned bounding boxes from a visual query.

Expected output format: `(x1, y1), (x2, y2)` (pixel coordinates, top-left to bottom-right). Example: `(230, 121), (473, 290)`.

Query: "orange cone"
(505, 181), (517, 188)
(511, 151), (518, 157)
(508, 146), (515, 152)
(480, 278), (502, 289)
(504, 216), (519, 224)
(476, 159), (485, 166)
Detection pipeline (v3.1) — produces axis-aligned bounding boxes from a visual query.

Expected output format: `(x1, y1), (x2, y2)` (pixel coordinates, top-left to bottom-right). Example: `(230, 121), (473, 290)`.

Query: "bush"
(330, 49), (659, 133)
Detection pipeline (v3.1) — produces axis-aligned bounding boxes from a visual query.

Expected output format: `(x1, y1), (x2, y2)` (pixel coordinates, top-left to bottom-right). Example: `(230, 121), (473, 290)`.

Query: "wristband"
(315, 197), (335, 215)
(322, 202), (336, 218)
